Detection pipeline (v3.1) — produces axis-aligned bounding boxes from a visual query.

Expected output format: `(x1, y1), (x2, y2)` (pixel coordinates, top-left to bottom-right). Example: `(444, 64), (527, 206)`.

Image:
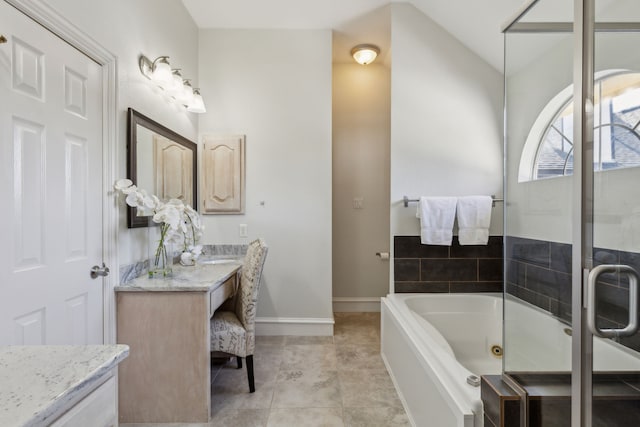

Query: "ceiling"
(181, 0), (529, 71)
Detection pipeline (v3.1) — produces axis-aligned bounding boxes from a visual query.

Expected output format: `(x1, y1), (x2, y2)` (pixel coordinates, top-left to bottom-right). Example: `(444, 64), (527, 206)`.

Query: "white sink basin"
(197, 258), (241, 265)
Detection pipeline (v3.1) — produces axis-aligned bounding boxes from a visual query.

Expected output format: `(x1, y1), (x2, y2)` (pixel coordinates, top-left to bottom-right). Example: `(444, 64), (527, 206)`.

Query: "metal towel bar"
(403, 195), (504, 208)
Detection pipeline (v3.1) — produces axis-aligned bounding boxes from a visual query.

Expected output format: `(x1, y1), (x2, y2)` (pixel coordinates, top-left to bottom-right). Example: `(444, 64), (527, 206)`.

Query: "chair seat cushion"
(211, 310), (248, 357)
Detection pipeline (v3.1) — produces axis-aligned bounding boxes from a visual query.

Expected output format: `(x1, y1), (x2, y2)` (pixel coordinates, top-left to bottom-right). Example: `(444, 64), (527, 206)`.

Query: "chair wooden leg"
(237, 356), (242, 369)
(246, 355), (255, 393)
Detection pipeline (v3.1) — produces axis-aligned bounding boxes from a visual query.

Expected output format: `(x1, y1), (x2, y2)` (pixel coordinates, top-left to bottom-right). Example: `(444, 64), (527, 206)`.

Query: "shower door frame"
(503, 1), (640, 426)
(572, 1), (594, 426)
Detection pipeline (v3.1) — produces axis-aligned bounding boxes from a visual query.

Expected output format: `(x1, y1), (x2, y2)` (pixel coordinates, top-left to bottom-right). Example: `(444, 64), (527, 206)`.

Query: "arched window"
(519, 71), (640, 181)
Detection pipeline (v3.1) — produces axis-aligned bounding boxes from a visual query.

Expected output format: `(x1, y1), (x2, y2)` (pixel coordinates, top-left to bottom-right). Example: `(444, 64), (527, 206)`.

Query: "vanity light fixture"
(138, 54), (207, 114)
(188, 89), (207, 113)
(351, 44), (380, 65)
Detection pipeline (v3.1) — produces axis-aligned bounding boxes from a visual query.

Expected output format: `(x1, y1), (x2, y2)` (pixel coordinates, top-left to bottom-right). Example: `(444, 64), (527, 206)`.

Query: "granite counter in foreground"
(0, 344), (129, 427)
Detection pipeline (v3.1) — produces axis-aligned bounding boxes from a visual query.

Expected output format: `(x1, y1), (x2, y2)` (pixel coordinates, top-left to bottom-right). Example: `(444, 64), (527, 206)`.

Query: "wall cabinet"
(200, 135), (245, 214)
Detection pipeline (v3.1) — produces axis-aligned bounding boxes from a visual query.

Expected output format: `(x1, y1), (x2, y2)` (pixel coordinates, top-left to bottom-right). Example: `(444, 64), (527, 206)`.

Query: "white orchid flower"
(114, 178), (133, 191)
(125, 191), (140, 207)
(114, 179), (205, 258)
(136, 205), (154, 216)
(142, 194), (157, 210)
(154, 204), (181, 229)
(125, 188), (148, 208)
(166, 199), (185, 213)
(114, 179), (139, 196)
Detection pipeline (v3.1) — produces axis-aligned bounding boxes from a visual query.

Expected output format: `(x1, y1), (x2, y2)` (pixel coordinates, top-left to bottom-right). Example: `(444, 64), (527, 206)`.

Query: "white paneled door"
(0, 2), (104, 345)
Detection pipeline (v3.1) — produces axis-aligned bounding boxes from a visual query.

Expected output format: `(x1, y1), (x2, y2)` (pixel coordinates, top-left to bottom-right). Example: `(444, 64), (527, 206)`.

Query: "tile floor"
(123, 312), (412, 427)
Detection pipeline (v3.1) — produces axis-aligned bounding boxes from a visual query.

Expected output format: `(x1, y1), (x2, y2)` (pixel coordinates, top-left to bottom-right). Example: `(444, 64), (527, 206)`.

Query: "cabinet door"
(154, 134), (194, 206)
(201, 135), (245, 214)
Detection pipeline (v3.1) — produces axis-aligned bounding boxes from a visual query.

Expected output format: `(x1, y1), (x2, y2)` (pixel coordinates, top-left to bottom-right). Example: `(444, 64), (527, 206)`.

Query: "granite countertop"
(115, 261), (241, 292)
(0, 345), (129, 427)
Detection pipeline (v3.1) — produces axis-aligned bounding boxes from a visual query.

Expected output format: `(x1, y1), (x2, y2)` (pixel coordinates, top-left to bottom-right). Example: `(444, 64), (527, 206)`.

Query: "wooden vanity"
(115, 262), (241, 424)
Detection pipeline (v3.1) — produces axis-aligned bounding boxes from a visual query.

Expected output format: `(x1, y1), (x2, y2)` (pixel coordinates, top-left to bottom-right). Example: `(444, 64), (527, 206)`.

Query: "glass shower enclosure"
(503, 0), (640, 425)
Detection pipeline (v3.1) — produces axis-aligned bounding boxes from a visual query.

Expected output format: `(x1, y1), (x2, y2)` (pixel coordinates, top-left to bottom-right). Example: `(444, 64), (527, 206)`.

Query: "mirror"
(127, 108), (198, 228)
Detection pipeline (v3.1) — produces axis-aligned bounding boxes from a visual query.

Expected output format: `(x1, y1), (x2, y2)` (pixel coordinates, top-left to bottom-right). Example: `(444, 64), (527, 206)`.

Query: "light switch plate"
(239, 224), (248, 237)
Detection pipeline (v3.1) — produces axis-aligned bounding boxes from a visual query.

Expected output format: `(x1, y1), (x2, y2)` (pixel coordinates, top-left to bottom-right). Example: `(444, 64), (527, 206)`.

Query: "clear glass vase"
(148, 219), (173, 278)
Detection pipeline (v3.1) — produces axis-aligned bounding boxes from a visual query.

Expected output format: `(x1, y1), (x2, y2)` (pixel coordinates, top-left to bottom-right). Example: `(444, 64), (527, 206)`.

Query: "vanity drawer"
(210, 275), (236, 316)
(50, 375), (116, 427)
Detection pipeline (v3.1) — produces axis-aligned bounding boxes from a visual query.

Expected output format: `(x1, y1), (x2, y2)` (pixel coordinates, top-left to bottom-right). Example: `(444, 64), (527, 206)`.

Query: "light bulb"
(187, 89), (206, 114)
(151, 56), (172, 87)
(181, 80), (195, 106)
(166, 69), (184, 97)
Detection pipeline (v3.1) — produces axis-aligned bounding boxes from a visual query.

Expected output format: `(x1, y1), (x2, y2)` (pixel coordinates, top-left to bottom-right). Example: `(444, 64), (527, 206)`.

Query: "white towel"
(456, 196), (492, 245)
(418, 197), (457, 246)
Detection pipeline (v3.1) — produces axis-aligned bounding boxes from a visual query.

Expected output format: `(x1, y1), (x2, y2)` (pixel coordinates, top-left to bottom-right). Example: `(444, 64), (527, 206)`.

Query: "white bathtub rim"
(382, 296), (482, 421)
(385, 293), (505, 417)
(382, 297), (477, 426)
(387, 292), (502, 379)
(383, 294), (489, 399)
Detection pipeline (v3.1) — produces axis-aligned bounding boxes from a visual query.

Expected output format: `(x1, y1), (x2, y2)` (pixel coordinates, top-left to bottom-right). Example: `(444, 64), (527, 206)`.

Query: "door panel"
(155, 134), (194, 204)
(589, 27), (640, 425)
(0, 2), (103, 345)
(201, 135), (245, 214)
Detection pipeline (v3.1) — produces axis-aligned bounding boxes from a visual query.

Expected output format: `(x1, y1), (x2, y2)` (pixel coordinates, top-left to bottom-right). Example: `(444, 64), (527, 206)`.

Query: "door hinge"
(0, 35), (7, 44)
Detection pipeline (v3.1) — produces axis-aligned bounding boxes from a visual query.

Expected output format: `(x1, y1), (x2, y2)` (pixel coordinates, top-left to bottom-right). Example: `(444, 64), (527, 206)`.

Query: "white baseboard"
(255, 317), (334, 336)
(332, 297), (381, 312)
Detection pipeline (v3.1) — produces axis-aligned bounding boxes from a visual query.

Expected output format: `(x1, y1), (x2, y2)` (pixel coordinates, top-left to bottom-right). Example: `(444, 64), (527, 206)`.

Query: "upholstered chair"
(210, 238), (268, 393)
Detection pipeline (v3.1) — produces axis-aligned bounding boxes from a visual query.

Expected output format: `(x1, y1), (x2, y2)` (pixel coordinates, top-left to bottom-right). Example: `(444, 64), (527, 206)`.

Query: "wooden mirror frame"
(126, 108), (198, 228)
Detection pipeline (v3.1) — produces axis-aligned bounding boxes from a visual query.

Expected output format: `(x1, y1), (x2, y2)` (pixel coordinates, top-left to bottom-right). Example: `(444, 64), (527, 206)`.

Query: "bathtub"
(381, 293), (502, 427)
(381, 293), (640, 427)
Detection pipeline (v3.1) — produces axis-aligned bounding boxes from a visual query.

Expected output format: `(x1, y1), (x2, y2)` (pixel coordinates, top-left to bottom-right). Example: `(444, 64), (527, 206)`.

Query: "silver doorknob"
(90, 263), (110, 279)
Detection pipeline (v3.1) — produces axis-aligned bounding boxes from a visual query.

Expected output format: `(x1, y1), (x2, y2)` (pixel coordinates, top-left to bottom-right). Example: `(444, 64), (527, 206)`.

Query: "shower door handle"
(587, 264), (639, 338)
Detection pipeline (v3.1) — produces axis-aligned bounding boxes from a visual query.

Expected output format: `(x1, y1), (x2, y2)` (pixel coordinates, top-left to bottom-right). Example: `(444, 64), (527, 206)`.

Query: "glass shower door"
(503, 1), (640, 425)
(586, 3), (640, 424)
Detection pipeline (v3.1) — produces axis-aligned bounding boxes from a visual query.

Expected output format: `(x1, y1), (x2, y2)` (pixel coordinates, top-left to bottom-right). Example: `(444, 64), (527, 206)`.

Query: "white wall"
(505, 33), (573, 244)
(390, 4), (504, 271)
(198, 29), (333, 326)
(332, 63), (390, 302)
(44, 0), (200, 265)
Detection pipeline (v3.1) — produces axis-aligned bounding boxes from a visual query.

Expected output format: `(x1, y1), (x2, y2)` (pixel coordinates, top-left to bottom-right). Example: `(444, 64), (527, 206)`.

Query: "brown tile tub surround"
(505, 236), (640, 353)
(394, 235), (503, 293)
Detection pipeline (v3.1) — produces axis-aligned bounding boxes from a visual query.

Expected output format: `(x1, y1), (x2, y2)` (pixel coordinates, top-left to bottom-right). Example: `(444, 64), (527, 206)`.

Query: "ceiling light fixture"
(139, 55), (207, 114)
(351, 44), (380, 65)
